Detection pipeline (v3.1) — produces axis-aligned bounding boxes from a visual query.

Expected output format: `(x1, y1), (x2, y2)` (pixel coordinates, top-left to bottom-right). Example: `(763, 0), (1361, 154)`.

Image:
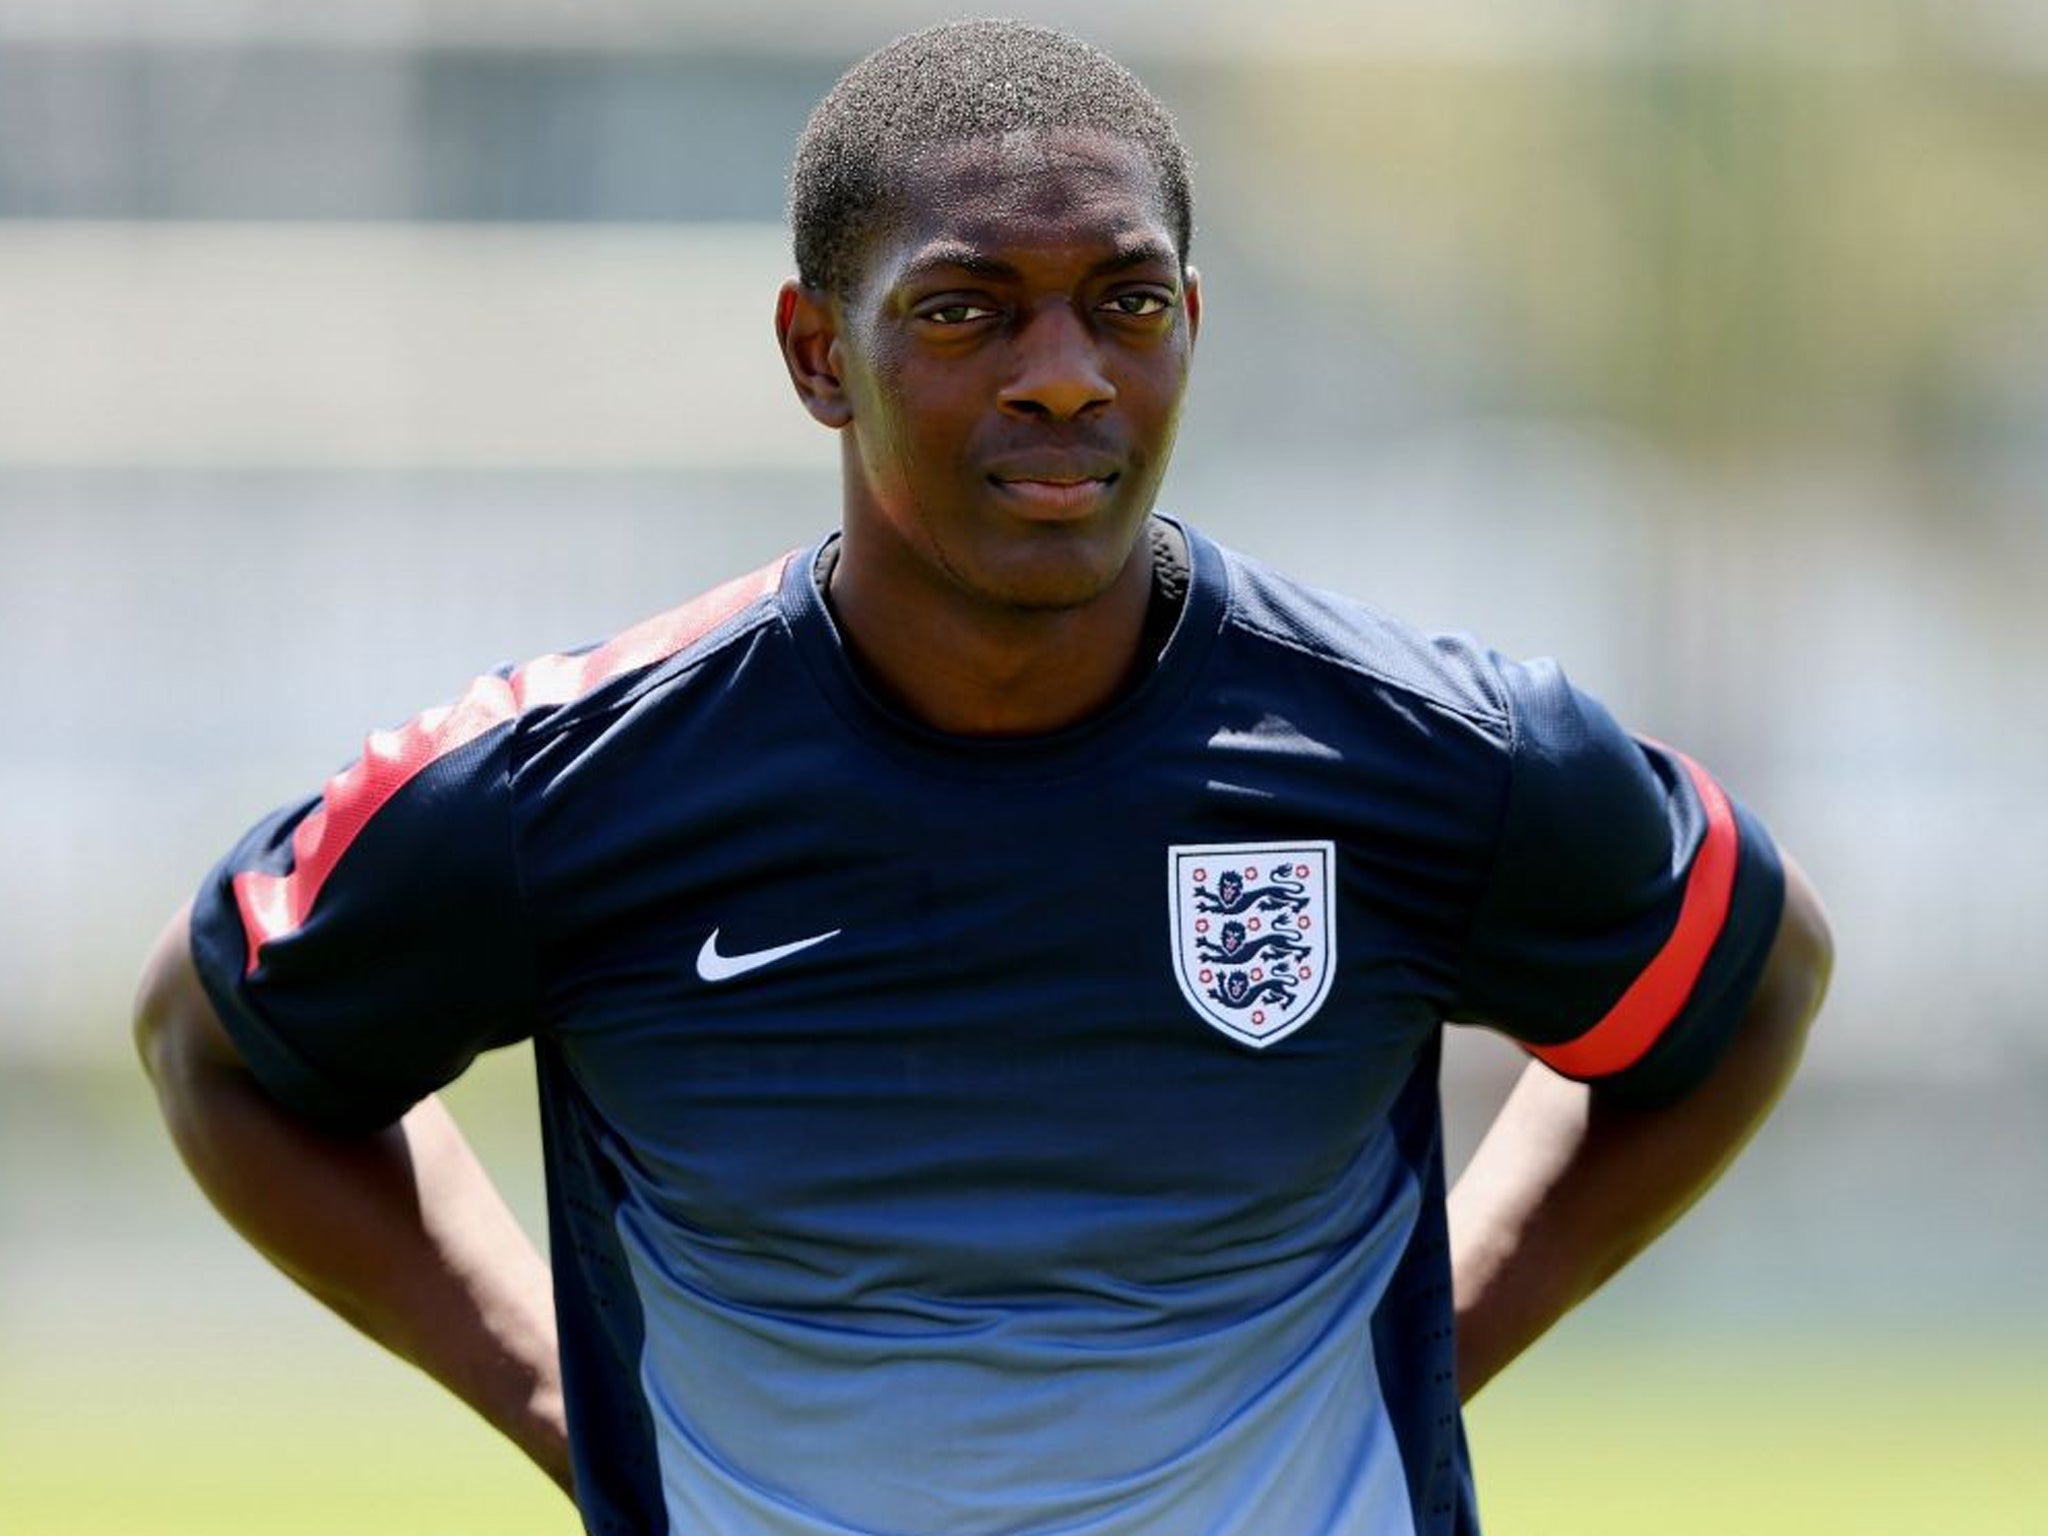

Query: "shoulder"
(1196, 534), (1674, 868)
(217, 552), (797, 966)
(1206, 539), (1647, 771)
(1209, 538), (1512, 743)
(498, 553), (794, 751)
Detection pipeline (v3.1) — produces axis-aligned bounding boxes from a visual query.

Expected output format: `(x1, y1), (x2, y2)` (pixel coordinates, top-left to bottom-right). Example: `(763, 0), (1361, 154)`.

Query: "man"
(135, 20), (1832, 1536)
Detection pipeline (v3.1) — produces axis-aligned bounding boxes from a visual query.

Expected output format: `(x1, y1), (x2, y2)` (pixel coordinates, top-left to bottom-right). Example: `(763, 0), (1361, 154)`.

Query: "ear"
(1182, 264), (1202, 349)
(776, 278), (853, 430)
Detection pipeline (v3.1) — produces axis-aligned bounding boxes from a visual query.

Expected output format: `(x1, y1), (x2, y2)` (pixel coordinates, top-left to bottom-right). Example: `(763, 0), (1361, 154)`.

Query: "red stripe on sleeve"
(232, 556), (791, 973)
(1526, 751), (1740, 1079)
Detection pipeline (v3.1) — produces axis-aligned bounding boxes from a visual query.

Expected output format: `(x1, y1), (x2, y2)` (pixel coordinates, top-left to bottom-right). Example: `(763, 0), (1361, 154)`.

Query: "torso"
(519, 526), (1503, 1535)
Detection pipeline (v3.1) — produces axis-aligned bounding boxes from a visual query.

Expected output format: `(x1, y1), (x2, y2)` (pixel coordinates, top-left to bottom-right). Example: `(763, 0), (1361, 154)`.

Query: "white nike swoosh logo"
(696, 927), (842, 983)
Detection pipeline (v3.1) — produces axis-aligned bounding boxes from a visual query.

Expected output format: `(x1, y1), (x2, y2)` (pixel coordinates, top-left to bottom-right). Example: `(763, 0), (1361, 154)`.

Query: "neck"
(825, 525), (1158, 738)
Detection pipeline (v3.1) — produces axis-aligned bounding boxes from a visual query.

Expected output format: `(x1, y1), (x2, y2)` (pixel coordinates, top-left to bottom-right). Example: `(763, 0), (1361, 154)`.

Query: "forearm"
(1448, 856), (1832, 1400)
(136, 911), (572, 1495)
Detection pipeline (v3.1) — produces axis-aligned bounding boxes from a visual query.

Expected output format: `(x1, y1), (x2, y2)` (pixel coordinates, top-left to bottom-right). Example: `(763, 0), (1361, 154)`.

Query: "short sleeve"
(188, 674), (545, 1132)
(1452, 656), (1786, 1107)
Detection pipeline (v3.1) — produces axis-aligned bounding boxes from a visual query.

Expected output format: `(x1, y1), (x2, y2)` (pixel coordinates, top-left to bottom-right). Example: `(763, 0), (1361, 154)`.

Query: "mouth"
(984, 454), (1123, 520)
(987, 471), (1119, 516)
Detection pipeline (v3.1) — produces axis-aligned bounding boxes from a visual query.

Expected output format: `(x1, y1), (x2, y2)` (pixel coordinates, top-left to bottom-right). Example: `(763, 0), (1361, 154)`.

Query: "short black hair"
(789, 20), (1194, 296)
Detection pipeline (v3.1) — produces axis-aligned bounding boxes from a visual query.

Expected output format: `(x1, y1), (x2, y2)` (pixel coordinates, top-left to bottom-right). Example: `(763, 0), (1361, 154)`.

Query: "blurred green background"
(3, 1), (2044, 1531)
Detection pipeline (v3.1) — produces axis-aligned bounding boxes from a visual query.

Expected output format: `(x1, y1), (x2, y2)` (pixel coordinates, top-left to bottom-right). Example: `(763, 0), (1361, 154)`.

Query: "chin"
(981, 571), (1118, 612)
(952, 525), (1144, 613)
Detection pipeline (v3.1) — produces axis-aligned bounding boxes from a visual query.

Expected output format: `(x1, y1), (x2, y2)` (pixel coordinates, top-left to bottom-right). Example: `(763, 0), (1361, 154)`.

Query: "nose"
(997, 303), (1116, 422)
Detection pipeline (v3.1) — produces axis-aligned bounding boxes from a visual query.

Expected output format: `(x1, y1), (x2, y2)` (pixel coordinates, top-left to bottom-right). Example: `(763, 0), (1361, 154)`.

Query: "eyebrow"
(896, 236), (1180, 286)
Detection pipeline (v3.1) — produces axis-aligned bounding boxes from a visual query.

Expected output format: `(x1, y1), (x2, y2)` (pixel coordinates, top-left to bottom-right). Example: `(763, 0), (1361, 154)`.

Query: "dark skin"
(135, 124), (1830, 1500)
(134, 908), (574, 1495)
(1449, 853), (1831, 1398)
(775, 129), (1200, 735)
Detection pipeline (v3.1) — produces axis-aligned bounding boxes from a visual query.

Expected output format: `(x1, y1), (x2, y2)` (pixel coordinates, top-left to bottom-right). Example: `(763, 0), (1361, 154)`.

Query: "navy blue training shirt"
(190, 521), (1785, 1536)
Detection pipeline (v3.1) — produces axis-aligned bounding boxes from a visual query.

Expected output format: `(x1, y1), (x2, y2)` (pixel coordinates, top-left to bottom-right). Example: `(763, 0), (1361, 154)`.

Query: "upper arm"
(1453, 657), (1791, 1107)
(1736, 849), (1833, 1052)
(174, 678), (545, 1132)
(135, 900), (246, 1082)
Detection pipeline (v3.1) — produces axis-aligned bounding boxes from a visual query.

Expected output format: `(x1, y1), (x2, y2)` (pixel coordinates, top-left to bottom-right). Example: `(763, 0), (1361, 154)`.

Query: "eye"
(921, 301), (997, 325)
(1102, 291), (1172, 318)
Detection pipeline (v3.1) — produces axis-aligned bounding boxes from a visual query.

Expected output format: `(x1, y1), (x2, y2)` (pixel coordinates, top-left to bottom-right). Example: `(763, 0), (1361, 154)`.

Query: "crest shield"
(1167, 841), (1336, 1048)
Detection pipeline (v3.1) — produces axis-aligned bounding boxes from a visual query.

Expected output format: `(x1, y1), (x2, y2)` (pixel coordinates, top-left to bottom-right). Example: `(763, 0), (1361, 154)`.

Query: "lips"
(989, 479), (1117, 518)
(983, 451), (1122, 486)
(983, 453), (1121, 519)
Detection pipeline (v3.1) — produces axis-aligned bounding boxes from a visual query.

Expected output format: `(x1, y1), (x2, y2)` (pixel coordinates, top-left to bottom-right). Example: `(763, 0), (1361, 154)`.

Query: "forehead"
(865, 128), (1177, 287)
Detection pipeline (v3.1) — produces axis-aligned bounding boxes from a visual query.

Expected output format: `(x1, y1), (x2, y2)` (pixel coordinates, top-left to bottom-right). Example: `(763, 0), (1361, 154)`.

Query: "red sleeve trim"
(231, 556), (791, 974)
(1525, 750), (1740, 1079)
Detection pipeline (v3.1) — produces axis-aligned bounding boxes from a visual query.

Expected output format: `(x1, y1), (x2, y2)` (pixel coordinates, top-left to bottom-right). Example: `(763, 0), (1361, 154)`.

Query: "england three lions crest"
(1168, 841), (1336, 1048)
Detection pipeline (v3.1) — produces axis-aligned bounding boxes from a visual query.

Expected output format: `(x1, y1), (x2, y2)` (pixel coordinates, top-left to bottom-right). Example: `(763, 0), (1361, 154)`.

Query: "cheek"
(843, 352), (918, 486)
(860, 365), (978, 483)
(1129, 356), (1192, 443)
